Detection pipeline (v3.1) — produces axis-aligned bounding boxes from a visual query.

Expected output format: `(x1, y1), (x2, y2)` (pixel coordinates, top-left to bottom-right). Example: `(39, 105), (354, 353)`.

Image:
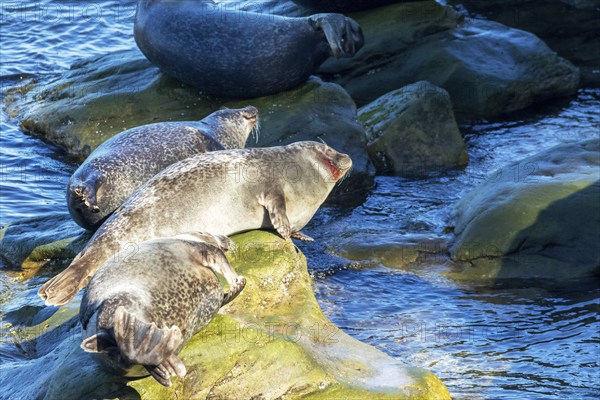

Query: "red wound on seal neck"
(322, 157), (341, 180)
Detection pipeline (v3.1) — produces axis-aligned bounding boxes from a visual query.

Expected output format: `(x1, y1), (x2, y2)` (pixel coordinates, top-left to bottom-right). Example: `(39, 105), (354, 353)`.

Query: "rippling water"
(1, 1), (599, 399)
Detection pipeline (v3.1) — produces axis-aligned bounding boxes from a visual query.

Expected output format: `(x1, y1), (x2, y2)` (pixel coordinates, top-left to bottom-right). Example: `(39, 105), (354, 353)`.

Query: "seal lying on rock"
(39, 141), (352, 306)
(134, 0), (364, 97)
(67, 106), (258, 231)
(79, 233), (246, 387)
(291, 0), (403, 13)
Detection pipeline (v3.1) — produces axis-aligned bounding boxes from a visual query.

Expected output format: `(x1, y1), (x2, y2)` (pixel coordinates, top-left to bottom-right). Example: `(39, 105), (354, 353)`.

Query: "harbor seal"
(68, 106), (258, 230)
(79, 232), (246, 387)
(291, 0), (403, 13)
(134, 0), (364, 97)
(39, 141), (352, 306)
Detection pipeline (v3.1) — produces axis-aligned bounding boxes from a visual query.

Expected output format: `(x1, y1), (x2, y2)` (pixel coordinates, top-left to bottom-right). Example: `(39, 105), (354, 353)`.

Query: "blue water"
(1, 1), (599, 399)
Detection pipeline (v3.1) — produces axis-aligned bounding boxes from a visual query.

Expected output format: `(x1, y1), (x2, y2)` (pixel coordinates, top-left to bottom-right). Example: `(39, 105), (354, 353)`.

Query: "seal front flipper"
(221, 276), (246, 306)
(174, 237), (244, 317)
(175, 232), (234, 253)
(185, 239), (246, 303)
(113, 306), (183, 367)
(145, 354), (187, 387)
(291, 231), (314, 242)
(258, 191), (292, 240)
(308, 14), (364, 58)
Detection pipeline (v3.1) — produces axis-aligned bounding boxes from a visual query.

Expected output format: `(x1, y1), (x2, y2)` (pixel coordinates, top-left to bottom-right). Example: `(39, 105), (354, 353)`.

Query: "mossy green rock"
(319, 1), (579, 117)
(0, 231), (449, 399)
(3, 48), (373, 197)
(359, 81), (468, 177)
(449, 139), (600, 280)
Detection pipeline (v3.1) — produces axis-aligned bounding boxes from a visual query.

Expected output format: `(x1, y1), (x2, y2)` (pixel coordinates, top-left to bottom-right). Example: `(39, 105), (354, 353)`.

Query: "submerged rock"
(448, 0), (600, 87)
(3, 48), (373, 198)
(0, 230), (450, 399)
(359, 81), (468, 177)
(319, 1), (580, 118)
(449, 139), (600, 280)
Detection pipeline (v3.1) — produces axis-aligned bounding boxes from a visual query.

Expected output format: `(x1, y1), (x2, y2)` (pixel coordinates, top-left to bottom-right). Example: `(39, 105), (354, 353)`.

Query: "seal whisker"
(252, 119), (261, 144)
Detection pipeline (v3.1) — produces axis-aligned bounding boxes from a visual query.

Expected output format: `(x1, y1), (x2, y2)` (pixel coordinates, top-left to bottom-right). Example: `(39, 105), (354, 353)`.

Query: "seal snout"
(332, 152), (352, 181)
(241, 106), (258, 122)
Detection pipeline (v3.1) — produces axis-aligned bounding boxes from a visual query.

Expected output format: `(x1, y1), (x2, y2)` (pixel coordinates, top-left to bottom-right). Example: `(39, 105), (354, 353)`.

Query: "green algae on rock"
(0, 231), (450, 399)
(359, 81), (468, 177)
(449, 139), (600, 281)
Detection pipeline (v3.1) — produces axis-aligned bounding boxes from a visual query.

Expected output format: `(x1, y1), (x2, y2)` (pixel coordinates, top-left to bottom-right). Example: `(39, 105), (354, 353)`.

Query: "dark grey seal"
(79, 233), (246, 387)
(134, 0), (364, 97)
(291, 0), (404, 13)
(67, 106), (258, 230)
(39, 141), (352, 306)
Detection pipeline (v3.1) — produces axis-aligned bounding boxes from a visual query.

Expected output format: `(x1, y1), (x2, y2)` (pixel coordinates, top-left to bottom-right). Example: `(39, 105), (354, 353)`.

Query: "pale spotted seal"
(68, 106), (258, 230)
(134, 0), (364, 97)
(39, 141), (352, 306)
(79, 232), (246, 387)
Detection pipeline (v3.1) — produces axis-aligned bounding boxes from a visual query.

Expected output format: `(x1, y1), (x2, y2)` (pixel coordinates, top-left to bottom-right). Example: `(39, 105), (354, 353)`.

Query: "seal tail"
(113, 307), (186, 386)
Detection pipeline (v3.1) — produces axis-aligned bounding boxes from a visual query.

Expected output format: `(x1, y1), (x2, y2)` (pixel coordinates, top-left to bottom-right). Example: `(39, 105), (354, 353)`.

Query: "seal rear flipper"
(81, 331), (117, 353)
(145, 355), (187, 387)
(113, 306), (183, 367)
(38, 261), (91, 306)
(308, 14), (364, 58)
(258, 191), (292, 240)
(71, 181), (100, 212)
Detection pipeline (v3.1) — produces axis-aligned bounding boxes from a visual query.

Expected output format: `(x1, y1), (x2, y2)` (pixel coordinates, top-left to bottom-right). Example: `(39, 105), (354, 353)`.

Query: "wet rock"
(0, 212), (88, 279)
(448, 0), (600, 87)
(359, 81), (468, 177)
(0, 231), (451, 399)
(3, 48), (373, 198)
(449, 139), (600, 280)
(319, 1), (580, 118)
(336, 232), (449, 270)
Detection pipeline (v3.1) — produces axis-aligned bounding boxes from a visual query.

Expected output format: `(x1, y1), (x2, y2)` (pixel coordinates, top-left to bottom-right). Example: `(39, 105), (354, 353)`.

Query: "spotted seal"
(134, 0), (364, 97)
(68, 106), (258, 230)
(79, 232), (245, 386)
(39, 141), (352, 306)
